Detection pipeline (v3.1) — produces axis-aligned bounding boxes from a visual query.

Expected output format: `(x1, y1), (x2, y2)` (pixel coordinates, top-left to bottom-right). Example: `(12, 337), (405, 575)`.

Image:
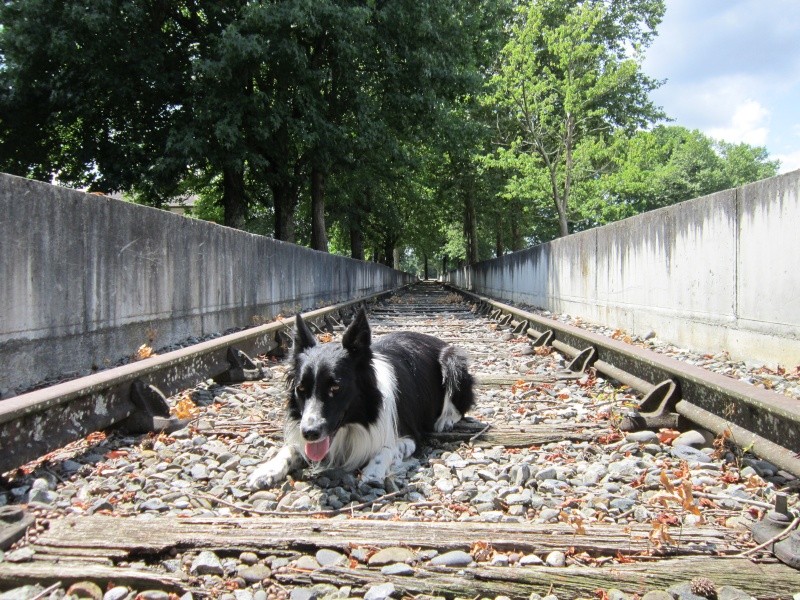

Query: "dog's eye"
(295, 384), (305, 395)
(328, 385), (340, 397)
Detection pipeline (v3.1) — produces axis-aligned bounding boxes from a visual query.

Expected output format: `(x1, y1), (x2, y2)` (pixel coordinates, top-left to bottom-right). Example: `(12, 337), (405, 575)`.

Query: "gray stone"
(718, 587), (756, 600)
(368, 547), (416, 566)
(239, 551), (259, 565)
(289, 589), (319, 600)
(640, 593), (672, 600)
(490, 554), (510, 566)
(27, 487), (58, 506)
(606, 591), (632, 600)
(671, 445), (712, 463)
(429, 550), (473, 567)
(294, 555), (321, 570)
(364, 583), (396, 600)
(5, 547), (35, 562)
(190, 550), (224, 575)
(0, 586), (43, 600)
(238, 564), (271, 584)
(139, 498), (169, 512)
(545, 550), (566, 567)
(610, 498), (635, 512)
(190, 464), (209, 479)
(435, 479), (455, 494)
(672, 430), (711, 448)
(136, 592), (170, 600)
(625, 431), (659, 444)
(666, 582), (707, 600)
(315, 548), (346, 567)
(534, 467), (557, 481)
(381, 562), (415, 576)
(538, 508), (560, 523)
(519, 554), (544, 566)
(103, 587), (131, 600)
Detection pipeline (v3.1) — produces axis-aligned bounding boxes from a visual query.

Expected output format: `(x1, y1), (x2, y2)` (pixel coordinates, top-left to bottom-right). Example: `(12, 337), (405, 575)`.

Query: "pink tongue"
(305, 436), (331, 462)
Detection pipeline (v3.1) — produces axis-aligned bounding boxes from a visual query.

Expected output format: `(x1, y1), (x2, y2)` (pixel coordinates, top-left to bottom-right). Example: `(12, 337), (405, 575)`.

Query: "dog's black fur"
(248, 308), (474, 488)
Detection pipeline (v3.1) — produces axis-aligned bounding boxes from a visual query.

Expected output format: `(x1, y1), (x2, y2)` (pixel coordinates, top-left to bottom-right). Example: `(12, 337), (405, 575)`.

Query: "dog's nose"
(301, 423), (325, 441)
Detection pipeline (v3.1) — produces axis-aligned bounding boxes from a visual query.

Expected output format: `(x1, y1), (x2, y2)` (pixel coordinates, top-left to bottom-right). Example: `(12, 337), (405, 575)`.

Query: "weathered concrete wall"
(446, 170), (800, 367)
(0, 174), (414, 398)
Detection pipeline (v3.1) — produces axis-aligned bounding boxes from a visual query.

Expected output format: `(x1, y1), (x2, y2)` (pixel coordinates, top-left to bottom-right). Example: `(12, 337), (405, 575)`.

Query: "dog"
(248, 308), (474, 489)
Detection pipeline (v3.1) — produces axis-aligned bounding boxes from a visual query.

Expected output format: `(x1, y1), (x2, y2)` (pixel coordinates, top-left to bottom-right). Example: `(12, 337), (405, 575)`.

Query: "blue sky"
(641, 0), (800, 173)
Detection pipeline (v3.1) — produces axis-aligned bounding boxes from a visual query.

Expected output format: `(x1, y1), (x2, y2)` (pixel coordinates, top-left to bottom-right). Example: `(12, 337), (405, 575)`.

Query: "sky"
(641, 0), (800, 173)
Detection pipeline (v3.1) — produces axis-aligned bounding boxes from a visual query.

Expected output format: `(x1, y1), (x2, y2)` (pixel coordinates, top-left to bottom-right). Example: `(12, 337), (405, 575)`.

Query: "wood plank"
(36, 516), (740, 559)
(0, 561), (185, 592)
(430, 421), (602, 446)
(280, 557), (800, 599)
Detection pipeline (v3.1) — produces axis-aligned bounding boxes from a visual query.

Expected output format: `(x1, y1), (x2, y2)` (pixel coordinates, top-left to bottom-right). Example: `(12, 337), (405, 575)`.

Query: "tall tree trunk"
(495, 213), (504, 258)
(442, 255), (448, 276)
(464, 186), (479, 265)
(510, 200), (523, 251)
(350, 223), (364, 260)
(548, 164), (569, 238)
(424, 254), (429, 280)
(272, 180), (298, 243)
(392, 247), (401, 270)
(556, 113), (575, 237)
(349, 192), (369, 260)
(222, 164), (247, 229)
(310, 165), (328, 252)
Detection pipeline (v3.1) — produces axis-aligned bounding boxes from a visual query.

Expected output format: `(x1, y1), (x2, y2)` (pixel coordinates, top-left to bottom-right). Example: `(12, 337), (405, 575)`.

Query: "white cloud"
(705, 99), (770, 146)
(775, 150), (800, 175)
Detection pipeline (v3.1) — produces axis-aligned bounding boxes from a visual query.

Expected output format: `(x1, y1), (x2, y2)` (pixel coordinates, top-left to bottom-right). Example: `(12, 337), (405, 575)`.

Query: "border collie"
(248, 308), (474, 489)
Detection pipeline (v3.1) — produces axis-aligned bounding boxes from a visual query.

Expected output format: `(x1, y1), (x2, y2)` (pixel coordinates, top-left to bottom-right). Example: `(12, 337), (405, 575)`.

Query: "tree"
(490, 0), (665, 237)
(598, 125), (780, 220)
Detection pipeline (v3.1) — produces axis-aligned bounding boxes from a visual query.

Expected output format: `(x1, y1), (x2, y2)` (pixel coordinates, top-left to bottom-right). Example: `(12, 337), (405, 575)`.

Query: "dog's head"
(287, 308), (377, 462)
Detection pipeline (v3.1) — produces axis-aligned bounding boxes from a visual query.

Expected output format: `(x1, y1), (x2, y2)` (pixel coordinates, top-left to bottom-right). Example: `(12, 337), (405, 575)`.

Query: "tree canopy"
(0, 0), (781, 276)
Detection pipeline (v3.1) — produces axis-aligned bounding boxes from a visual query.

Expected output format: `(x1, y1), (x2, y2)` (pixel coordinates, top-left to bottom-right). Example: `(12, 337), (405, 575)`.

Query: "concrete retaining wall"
(445, 170), (800, 367)
(0, 174), (413, 398)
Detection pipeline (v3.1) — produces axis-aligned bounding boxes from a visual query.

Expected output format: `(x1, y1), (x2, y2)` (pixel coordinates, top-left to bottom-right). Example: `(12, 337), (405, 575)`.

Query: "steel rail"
(0, 288), (403, 475)
(449, 285), (800, 478)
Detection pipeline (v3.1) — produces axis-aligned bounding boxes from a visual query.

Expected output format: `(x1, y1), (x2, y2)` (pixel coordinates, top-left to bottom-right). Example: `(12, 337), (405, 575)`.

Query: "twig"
(192, 485), (417, 518)
(737, 516), (800, 557)
(469, 424), (492, 443)
(31, 582), (62, 600)
(693, 492), (774, 510)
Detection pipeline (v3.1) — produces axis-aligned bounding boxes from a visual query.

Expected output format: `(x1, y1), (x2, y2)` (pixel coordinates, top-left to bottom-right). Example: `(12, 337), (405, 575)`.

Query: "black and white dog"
(248, 308), (474, 489)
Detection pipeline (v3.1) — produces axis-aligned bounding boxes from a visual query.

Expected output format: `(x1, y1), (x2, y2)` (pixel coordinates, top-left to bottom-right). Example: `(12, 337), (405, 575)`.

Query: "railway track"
(1, 283), (799, 599)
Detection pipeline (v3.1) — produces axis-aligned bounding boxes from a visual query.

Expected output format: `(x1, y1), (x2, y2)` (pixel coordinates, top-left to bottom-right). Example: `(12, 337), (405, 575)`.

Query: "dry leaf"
(134, 344), (156, 361)
(172, 395), (199, 420)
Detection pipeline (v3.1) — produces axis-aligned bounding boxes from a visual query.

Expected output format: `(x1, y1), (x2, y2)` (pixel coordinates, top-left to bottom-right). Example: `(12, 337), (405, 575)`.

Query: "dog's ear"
(342, 308), (371, 353)
(294, 313), (317, 352)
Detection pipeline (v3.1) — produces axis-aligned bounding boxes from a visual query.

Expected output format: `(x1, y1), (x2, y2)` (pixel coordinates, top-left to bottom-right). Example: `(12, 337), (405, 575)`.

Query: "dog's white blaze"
(331, 354), (399, 471)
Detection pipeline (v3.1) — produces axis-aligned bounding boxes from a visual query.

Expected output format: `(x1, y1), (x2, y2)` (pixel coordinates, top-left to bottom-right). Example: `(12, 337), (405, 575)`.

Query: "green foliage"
(598, 126), (780, 220)
(489, 0), (664, 236)
(0, 0), (782, 272)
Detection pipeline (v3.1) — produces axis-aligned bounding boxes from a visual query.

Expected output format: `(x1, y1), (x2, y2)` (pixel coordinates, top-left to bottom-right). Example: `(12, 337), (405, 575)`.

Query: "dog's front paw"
(248, 445), (303, 490)
(248, 462), (282, 490)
